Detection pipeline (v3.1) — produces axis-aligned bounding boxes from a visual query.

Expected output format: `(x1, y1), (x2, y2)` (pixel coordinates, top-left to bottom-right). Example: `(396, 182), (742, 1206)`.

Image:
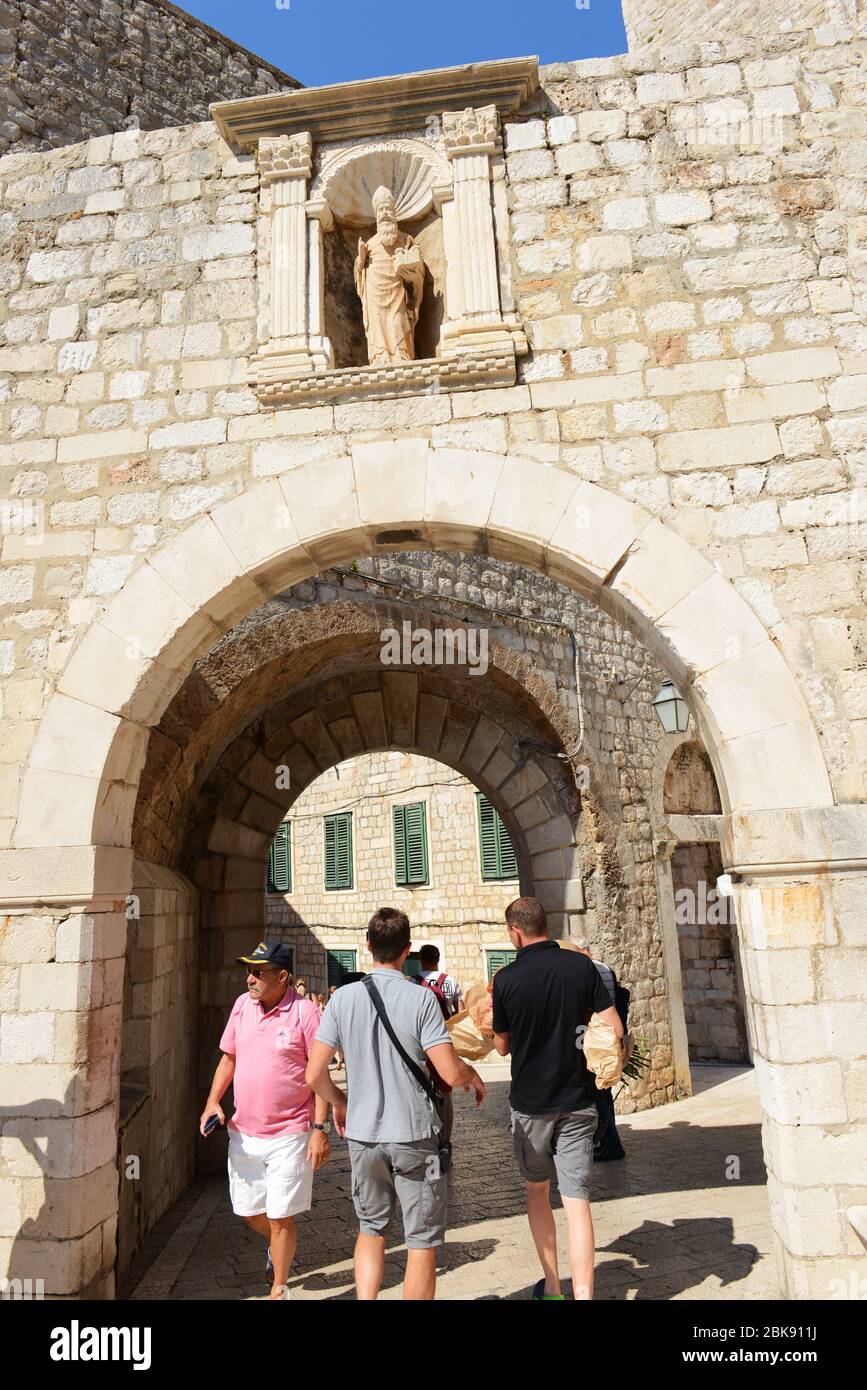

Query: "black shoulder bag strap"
(362, 975), (445, 1119)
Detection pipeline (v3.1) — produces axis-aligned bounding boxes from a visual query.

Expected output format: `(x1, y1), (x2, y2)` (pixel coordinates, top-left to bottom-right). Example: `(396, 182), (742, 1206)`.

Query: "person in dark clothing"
(574, 937), (627, 1161)
(492, 898), (623, 1301)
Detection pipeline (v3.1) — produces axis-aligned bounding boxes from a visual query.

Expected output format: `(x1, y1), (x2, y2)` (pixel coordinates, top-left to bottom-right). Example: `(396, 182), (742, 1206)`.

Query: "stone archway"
(2, 443), (858, 1301)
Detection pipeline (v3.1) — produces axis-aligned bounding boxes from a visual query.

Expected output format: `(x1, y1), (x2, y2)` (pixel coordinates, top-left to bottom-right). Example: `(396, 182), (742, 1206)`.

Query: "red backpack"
(416, 972), (451, 1020)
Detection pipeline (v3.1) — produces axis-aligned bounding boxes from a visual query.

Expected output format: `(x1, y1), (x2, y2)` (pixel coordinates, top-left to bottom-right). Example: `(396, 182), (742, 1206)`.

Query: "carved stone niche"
(212, 59), (539, 408)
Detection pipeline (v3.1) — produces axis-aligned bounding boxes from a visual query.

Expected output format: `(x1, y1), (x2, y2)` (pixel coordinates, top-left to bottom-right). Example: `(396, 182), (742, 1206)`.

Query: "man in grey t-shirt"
(306, 907), (486, 1301)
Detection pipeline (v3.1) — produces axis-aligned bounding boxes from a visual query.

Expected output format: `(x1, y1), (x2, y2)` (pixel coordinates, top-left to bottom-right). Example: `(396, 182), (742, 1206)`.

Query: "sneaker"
(532, 1277), (566, 1301)
(594, 1149), (625, 1162)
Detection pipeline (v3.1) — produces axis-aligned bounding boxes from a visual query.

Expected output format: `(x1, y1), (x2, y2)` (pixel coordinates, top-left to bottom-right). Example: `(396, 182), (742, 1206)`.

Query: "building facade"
(264, 751), (520, 993)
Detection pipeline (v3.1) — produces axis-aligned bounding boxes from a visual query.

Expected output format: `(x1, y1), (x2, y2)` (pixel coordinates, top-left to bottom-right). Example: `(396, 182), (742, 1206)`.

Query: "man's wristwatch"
(312, 1122), (330, 1134)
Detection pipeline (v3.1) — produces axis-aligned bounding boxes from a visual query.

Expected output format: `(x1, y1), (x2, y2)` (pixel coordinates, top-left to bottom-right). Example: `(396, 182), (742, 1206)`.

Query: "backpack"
(415, 971), (451, 1020)
(613, 976), (630, 1032)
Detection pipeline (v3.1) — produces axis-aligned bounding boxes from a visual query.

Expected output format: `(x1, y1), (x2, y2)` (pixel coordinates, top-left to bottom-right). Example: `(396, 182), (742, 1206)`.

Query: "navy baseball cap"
(236, 940), (293, 970)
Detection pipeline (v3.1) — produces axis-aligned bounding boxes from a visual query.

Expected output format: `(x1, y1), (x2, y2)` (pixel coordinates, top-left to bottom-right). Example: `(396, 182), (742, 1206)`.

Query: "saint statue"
(354, 185), (425, 367)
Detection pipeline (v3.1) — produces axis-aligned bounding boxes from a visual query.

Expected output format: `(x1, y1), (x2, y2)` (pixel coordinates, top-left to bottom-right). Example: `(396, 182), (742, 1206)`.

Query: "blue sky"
(180, 0), (628, 88)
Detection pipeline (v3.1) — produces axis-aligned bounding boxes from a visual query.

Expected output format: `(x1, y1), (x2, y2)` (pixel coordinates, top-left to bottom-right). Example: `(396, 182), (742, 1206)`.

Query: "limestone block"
(54, 621), (172, 725)
(548, 115), (577, 145)
(609, 517), (716, 635)
(828, 375), (867, 412)
(210, 481), (312, 593)
(487, 457), (579, 571)
(424, 448), (504, 552)
(55, 915), (127, 963)
(765, 1172), (847, 1260)
(577, 234), (633, 272)
(766, 1105), (867, 1195)
(0, 1011), (55, 1063)
(148, 515), (266, 631)
(504, 120), (547, 151)
(656, 192), (713, 225)
(150, 419), (226, 450)
(547, 479), (645, 592)
(816, 947), (867, 1002)
(279, 455), (368, 568)
(658, 422), (780, 472)
(530, 373), (643, 410)
(647, 359), (744, 397)
(352, 438), (431, 545)
(724, 383), (825, 423)
(684, 250), (815, 292)
(182, 225), (254, 261)
(636, 73), (685, 104)
(97, 563), (223, 676)
(602, 197), (648, 231)
(745, 347), (841, 387)
(577, 110), (627, 142)
(57, 429), (148, 462)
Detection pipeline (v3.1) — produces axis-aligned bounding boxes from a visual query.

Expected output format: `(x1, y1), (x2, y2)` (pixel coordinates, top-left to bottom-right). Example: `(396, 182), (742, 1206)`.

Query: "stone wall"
(0, 0), (298, 158)
(619, 0), (858, 52)
(672, 840), (749, 1062)
(2, 18), (867, 1298)
(118, 859), (197, 1279)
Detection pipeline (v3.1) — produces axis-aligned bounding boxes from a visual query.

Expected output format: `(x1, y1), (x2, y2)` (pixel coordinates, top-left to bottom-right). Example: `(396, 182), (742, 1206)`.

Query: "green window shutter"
(267, 822), (292, 893)
(327, 949), (356, 988)
(393, 804), (407, 884)
(477, 794), (518, 881)
(496, 809), (518, 879)
(486, 949), (517, 982)
(325, 812), (353, 890)
(393, 802), (428, 886)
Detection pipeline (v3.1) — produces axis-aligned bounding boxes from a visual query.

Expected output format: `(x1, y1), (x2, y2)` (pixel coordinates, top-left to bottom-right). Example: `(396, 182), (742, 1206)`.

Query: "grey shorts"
(510, 1106), (597, 1199)
(347, 1136), (447, 1249)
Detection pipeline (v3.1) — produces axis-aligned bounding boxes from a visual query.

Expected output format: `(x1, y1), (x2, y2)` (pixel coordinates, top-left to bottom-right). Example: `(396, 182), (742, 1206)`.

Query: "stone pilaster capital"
(304, 197), (334, 230)
(258, 131), (314, 185)
(442, 104), (500, 158)
(654, 837), (678, 864)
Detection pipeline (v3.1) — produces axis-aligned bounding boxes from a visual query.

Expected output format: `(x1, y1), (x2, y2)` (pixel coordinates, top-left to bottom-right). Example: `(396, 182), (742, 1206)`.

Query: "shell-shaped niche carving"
(314, 139), (451, 226)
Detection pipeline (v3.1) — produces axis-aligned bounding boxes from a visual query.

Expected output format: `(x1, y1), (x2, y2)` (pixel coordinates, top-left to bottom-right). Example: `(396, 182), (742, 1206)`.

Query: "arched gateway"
(2, 18), (867, 1304)
(2, 443), (863, 1300)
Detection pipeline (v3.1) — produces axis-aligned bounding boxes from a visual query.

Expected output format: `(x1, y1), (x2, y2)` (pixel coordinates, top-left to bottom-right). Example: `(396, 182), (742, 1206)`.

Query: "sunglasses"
(246, 965), (280, 979)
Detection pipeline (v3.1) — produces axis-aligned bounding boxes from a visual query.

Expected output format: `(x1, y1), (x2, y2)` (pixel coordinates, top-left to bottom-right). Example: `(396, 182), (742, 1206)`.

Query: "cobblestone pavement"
(122, 1062), (778, 1301)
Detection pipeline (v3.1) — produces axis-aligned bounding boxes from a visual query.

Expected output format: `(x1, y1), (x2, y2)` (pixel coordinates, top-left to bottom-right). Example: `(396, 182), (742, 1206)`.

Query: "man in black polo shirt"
(492, 897), (623, 1300)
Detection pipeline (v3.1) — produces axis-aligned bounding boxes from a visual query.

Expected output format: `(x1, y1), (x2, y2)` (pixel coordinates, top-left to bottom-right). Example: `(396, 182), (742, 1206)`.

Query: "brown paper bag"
(583, 1014), (624, 1090)
(446, 1008), (495, 1062)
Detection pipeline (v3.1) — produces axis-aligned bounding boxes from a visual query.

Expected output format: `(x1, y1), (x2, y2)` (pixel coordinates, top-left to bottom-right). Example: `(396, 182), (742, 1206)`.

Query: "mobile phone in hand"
(203, 1114), (220, 1136)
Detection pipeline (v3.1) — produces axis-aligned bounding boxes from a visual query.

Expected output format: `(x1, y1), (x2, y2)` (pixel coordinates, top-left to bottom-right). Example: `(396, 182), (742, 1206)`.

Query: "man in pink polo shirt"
(200, 941), (330, 1301)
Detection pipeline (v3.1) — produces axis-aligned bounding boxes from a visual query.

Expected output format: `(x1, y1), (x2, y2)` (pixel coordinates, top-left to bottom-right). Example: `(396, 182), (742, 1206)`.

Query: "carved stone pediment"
(241, 60), (537, 407)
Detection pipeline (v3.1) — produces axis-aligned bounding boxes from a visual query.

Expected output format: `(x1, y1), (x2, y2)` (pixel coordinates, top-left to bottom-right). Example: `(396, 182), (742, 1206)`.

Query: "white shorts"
(227, 1128), (314, 1220)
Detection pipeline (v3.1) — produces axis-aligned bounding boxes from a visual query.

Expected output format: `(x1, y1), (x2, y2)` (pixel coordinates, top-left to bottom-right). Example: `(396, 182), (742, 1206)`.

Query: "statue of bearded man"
(354, 185), (425, 367)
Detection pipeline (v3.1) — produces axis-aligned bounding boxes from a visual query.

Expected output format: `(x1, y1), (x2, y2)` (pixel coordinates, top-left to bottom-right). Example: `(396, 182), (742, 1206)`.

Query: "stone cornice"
(211, 57), (539, 150)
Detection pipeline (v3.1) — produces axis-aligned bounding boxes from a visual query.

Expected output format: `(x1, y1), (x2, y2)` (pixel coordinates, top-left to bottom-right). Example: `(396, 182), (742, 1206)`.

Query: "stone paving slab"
(123, 1063), (777, 1301)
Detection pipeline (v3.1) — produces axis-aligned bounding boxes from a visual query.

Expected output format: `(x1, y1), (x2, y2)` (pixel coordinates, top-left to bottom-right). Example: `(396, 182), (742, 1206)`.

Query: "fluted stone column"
(439, 104), (527, 361)
(250, 132), (333, 386)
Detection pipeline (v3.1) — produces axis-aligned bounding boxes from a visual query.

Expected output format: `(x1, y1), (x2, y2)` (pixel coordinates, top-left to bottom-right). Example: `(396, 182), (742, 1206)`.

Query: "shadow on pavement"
(121, 1077), (767, 1300)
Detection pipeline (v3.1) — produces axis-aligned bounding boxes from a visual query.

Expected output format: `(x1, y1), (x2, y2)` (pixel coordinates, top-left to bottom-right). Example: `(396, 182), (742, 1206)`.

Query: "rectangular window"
(393, 801), (429, 886)
(476, 793), (518, 881)
(486, 948), (517, 982)
(267, 821), (292, 893)
(324, 811), (353, 890)
(327, 949), (357, 988)
(402, 951), (423, 978)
